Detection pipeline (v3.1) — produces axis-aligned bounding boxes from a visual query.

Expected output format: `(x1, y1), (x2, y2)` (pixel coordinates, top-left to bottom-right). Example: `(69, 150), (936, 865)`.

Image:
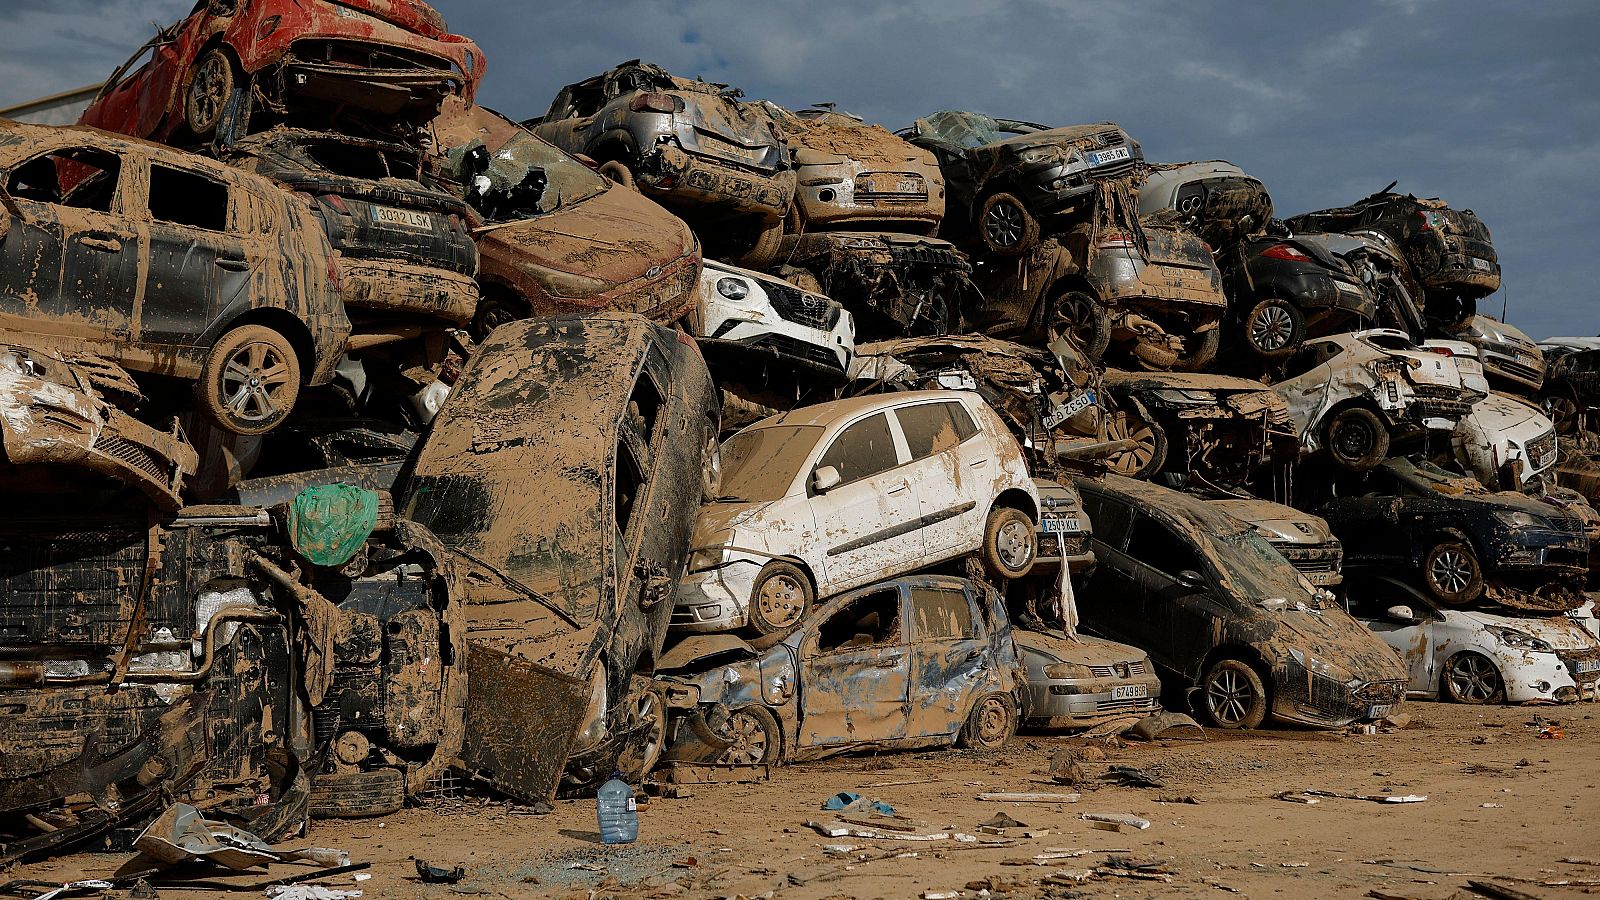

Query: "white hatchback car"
(674, 391), (1041, 637)
(688, 259), (855, 375)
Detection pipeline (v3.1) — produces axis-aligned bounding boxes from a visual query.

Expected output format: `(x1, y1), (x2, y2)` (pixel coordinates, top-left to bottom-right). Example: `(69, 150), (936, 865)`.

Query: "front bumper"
(340, 258), (478, 325)
(1479, 348), (1546, 392)
(645, 144), (796, 223)
(1499, 651), (1587, 703)
(796, 165), (941, 232)
(1276, 543), (1344, 587)
(1022, 672), (1162, 728)
(1555, 648), (1600, 701)
(1484, 529), (1590, 575)
(671, 562), (759, 633)
(1272, 664), (1405, 729)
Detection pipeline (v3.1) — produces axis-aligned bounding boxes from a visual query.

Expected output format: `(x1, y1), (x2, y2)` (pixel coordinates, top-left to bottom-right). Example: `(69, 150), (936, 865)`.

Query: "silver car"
(1017, 629), (1161, 729)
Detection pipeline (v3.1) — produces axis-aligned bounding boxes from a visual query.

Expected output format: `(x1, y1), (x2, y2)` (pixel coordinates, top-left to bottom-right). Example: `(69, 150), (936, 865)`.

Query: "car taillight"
(323, 194), (350, 215)
(1428, 346), (1454, 357)
(630, 92), (678, 114)
(1262, 243), (1312, 262)
(1100, 230), (1134, 247)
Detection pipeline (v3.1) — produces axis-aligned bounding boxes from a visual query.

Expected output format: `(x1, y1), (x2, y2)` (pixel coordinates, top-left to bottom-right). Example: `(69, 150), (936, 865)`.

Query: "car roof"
(1079, 473), (1250, 537)
(746, 390), (978, 430)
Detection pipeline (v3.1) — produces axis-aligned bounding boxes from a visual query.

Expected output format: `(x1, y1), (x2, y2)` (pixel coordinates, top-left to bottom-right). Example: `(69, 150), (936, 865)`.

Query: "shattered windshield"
(487, 131), (608, 215)
(716, 425), (823, 503)
(919, 110), (1004, 149)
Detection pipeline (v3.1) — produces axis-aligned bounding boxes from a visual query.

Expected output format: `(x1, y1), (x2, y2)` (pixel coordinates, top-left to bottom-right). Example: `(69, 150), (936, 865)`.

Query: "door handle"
(873, 657), (901, 668)
(79, 237), (122, 252)
(215, 257), (250, 271)
(887, 480), (910, 495)
(968, 458), (988, 467)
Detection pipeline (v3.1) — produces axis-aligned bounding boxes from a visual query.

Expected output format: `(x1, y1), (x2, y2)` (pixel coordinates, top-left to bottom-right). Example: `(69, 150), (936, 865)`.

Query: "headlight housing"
(1043, 662), (1095, 680)
(687, 531), (735, 571)
(716, 276), (752, 302)
(1018, 146), (1059, 165)
(1485, 625), (1553, 652)
(1494, 510), (1549, 530)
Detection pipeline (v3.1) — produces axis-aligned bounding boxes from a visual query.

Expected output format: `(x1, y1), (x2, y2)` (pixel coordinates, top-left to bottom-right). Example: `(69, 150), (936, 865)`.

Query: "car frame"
(691, 259), (855, 377)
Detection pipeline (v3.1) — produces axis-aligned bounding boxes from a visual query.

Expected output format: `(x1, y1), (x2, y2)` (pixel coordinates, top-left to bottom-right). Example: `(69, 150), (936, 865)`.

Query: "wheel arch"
(991, 487), (1038, 523)
(218, 306), (316, 385)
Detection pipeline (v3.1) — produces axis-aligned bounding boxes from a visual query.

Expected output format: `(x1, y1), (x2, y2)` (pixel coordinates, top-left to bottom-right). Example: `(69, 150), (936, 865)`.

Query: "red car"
(80, 0), (484, 145)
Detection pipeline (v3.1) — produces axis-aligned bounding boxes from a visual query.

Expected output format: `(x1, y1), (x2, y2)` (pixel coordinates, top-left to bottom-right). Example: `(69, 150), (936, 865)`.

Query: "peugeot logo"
(1293, 522), (1312, 534)
(645, 266), (663, 279)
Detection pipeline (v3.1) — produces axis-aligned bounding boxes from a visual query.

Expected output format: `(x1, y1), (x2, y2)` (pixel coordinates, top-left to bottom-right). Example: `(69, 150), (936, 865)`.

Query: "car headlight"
(1043, 662), (1095, 680)
(1018, 146), (1058, 165)
(716, 277), (751, 301)
(1485, 625), (1553, 653)
(1494, 510), (1550, 530)
(571, 668), (609, 753)
(687, 532), (734, 571)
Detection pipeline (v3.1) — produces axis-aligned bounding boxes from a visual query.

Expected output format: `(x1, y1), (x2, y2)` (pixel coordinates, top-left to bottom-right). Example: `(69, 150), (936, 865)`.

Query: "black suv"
(1219, 221), (1378, 362)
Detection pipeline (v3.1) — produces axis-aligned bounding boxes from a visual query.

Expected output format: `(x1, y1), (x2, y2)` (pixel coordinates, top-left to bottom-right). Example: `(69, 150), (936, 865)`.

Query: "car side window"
(1081, 493), (1133, 551)
(911, 586), (978, 641)
(815, 413), (899, 486)
(7, 148), (121, 212)
(147, 164), (229, 231)
(897, 401), (975, 461)
(816, 589), (901, 653)
(1127, 515), (1204, 581)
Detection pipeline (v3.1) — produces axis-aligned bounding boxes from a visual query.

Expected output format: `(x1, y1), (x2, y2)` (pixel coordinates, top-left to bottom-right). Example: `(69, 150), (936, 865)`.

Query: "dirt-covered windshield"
(716, 425), (824, 503)
(489, 131), (608, 214)
(1208, 528), (1324, 607)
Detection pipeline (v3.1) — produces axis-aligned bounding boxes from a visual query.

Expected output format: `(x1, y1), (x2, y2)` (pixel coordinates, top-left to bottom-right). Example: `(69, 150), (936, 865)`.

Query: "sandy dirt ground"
(8, 702), (1597, 900)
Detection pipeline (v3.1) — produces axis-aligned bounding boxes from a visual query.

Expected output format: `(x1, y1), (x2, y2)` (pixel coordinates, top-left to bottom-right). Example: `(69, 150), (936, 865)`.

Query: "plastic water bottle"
(596, 773), (638, 844)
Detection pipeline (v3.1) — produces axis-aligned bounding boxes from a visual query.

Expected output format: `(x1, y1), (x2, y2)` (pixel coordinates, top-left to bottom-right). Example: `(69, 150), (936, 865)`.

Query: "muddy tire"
(615, 688), (667, 780)
(736, 219), (785, 269)
(715, 705), (781, 766)
(185, 48), (237, 140)
(978, 192), (1038, 257)
(1441, 651), (1505, 704)
(1050, 291), (1111, 361)
(1422, 539), (1484, 606)
(747, 561), (813, 637)
(309, 768), (404, 819)
(1323, 406), (1390, 472)
(1172, 326), (1221, 372)
(596, 160), (635, 188)
(197, 324), (300, 435)
(1543, 393), (1580, 436)
(959, 692), (1016, 749)
(1242, 297), (1306, 361)
(1131, 337), (1181, 371)
(982, 506), (1036, 580)
(778, 267), (824, 295)
(1199, 658), (1269, 729)
(1103, 406), (1167, 480)
(471, 292), (531, 343)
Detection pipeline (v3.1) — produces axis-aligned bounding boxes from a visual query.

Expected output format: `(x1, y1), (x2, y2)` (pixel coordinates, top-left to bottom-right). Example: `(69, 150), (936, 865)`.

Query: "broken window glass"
(911, 586), (976, 641)
(816, 413), (898, 486)
(7, 148), (121, 212)
(897, 401), (973, 461)
(148, 164), (228, 231)
(817, 589), (901, 652)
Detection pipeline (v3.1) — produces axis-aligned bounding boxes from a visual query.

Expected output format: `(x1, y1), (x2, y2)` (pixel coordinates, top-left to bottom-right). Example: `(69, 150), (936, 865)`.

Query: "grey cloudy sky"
(1, 0), (1594, 338)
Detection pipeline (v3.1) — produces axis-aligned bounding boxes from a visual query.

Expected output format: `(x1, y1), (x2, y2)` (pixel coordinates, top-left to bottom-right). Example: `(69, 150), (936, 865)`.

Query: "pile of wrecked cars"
(0, 0), (1595, 867)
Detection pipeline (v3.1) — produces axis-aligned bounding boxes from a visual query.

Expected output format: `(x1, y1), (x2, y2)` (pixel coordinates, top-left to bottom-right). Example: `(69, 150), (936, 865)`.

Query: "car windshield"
(1208, 528), (1322, 607)
(491, 131), (608, 214)
(716, 425), (824, 503)
(919, 110), (1005, 149)
(1384, 458), (1488, 497)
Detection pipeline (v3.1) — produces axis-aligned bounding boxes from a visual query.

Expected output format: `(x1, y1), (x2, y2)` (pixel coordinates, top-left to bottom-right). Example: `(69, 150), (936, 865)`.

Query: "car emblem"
(1293, 522), (1312, 534)
(645, 266), (663, 279)
(1114, 662), (1130, 678)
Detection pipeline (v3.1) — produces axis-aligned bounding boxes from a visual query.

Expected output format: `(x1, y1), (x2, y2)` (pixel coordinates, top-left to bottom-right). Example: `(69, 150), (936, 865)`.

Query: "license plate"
(1111, 683), (1148, 701)
(1471, 257), (1493, 272)
(1042, 516), (1081, 534)
(1042, 390), (1095, 429)
(858, 175), (924, 195)
(373, 206), (433, 230)
(1575, 658), (1600, 674)
(1087, 146), (1132, 167)
(1366, 704), (1391, 720)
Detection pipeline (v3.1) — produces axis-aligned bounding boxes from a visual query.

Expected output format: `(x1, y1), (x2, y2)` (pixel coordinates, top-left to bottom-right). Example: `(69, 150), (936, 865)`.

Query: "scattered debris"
(1081, 813), (1151, 832)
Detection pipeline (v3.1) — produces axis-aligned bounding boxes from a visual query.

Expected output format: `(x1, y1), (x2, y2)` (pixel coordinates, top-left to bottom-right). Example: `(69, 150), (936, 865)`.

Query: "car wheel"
(1172, 326), (1221, 372)
(978, 192), (1038, 257)
(1242, 298), (1306, 361)
(1543, 394), (1580, 436)
(1103, 407), (1167, 480)
(197, 324), (300, 435)
(982, 506), (1036, 580)
(597, 160), (635, 188)
(1442, 651), (1505, 704)
(615, 688), (666, 780)
(959, 692), (1016, 750)
(471, 292), (531, 343)
(735, 218), (785, 269)
(308, 769), (405, 819)
(1323, 406), (1390, 472)
(1422, 539), (1484, 605)
(184, 48), (237, 140)
(1130, 337), (1181, 371)
(748, 561), (813, 637)
(1199, 658), (1269, 729)
(715, 706), (781, 766)
(1049, 291), (1111, 361)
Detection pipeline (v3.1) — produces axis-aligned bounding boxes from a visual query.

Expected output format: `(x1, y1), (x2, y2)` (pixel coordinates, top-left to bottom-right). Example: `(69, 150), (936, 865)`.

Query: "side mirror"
(1176, 569), (1206, 590)
(811, 465), (841, 493)
(1385, 604), (1418, 624)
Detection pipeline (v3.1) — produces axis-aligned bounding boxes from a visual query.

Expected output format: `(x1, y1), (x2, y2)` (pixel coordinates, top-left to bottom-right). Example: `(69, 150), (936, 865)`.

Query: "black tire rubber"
(736, 218), (785, 269)
(471, 292), (532, 343)
(1199, 658), (1269, 729)
(197, 324), (300, 435)
(1323, 406), (1390, 472)
(597, 160), (635, 188)
(959, 692), (1016, 749)
(1441, 651), (1505, 704)
(1103, 406), (1168, 480)
(1242, 297), (1307, 361)
(184, 48), (236, 140)
(747, 560), (814, 637)
(1422, 539), (1485, 606)
(1543, 394), (1580, 436)
(309, 768), (405, 819)
(1050, 291), (1111, 362)
(1172, 326), (1222, 372)
(1131, 337), (1181, 371)
(978, 192), (1039, 257)
(981, 506), (1036, 580)
(714, 705), (782, 766)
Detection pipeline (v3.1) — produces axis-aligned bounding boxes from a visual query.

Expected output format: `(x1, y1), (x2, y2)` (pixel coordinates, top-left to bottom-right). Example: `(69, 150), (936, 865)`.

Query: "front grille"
(1490, 356), (1544, 385)
(887, 243), (972, 272)
(292, 39), (454, 74)
(1094, 695), (1160, 714)
(94, 433), (171, 486)
(1278, 543), (1343, 574)
(1040, 534), (1090, 558)
(1088, 659), (1149, 678)
(764, 281), (838, 330)
(0, 525), (147, 645)
(1352, 680), (1405, 704)
(746, 334), (843, 371)
(1547, 514), (1584, 535)
(1527, 430), (1558, 470)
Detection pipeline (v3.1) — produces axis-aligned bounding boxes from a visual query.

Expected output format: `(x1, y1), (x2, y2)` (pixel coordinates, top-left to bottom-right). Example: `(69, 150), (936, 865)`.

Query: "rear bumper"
(340, 258), (478, 325)
(645, 145), (796, 223)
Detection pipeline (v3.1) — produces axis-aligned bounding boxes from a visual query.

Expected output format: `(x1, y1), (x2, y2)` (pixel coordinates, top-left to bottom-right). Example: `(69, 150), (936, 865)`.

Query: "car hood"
(695, 498), (780, 540)
(1457, 609), (1600, 652)
(1016, 629), (1145, 667)
(1211, 499), (1334, 545)
(1461, 393), (1548, 435)
(334, 0), (448, 38)
(984, 122), (1121, 153)
(1267, 604), (1409, 683)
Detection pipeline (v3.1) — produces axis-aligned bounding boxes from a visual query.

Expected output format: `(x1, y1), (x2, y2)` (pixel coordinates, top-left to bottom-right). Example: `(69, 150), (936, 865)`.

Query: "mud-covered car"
(1320, 458), (1588, 609)
(774, 230), (976, 339)
(1032, 478), (1096, 574)
(1289, 229), (1426, 339)
(224, 126), (478, 326)
(0, 121), (349, 434)
(1452, 315), (1544, 395)
(1347, 574), (1600, 704)
(690, 259), (855, 379)
(1453, 392), (1559, 491)
(1274, 329), (1485, 472)
(1137, 160), (1273, 249)
(1287, 188), (1499, 327)
(1220, 223), (1380, 362)
(1209, 497), (1343, 587)
(1075, 474), (1407, 729)
(763, 103), (943, 235)
(1016, 629), (1161, 729)
(898, 110), (1142, 257)
(80, 0), (484, 145)
(399, 312), (719, 802)
(533, 61), (795, 267)
(658, 575), (1021, 765)
(1536, 341), (1600, 436)
(1097, 369), (1297, 484)
(434, 100), (701, 339)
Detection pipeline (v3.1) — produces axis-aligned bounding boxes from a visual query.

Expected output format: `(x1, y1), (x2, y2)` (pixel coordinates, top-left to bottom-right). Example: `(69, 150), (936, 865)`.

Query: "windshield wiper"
(713, 494), (751, 503)
(444, 545), (581, 630)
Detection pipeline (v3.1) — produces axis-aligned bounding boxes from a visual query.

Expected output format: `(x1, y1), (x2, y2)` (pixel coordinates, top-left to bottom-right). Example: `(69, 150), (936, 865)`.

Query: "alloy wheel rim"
(757, 575), (804, 627)
(996, 520), (1033, 569)
(1251, 305), (1295, 351)
(719, 712), (769, 765)
(1449, 655), (1498, 701)
(1105, 413), (1156, 475)
(985, 203), (1024, 247)
(220, 341), (291, 423)
(190, 56), (227, 129)
(1430, 549), (1473, 593)
(1206, 668), (1254, 724)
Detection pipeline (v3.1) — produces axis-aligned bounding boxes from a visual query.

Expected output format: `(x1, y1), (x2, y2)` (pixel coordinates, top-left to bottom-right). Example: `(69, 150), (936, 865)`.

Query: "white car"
(1453, 392), (1559, 490)
(1275, 329), (1486, 472)
(688, 259), (855, 374)
(673, 390), (1041, 637)
(1347, 575), (1600, 703)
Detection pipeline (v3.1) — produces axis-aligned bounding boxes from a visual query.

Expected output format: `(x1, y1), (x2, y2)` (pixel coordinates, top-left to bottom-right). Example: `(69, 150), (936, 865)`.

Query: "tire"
(1199, 658), (1269, 729)
(615, 688), (667, 780)
(1441, 651), (1505, 704)
(1323, 406), (1390, 472)
(471, 292), (531, 343)
(982, 506), (1036, 580)
(978, 192), (1039, 257)
(1131, 337), (1180, 371)
(959, 692), (1016, 750)
(715, 705), (781, 766)
(1049, 291), (1111, 361)
(309, 768), (404, 819)
(1241, 298), (1306, 361)
(1543, 394), (1580, 436)
(747, 561), (813, 637)
(779, 267), (824, 295)
(184, 48), (237, 140)
(1103, 406), (1167, 479)
(735, 218), (785, 269)
(197, 324), (300, 435)
(1422, 539), (1485, 606)
(1172, 326), (1221, 373)
(597, 160), (635, 188)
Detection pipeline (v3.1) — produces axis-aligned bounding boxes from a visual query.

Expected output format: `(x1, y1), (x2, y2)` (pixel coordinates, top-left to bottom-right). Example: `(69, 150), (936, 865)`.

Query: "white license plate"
(1366, 704), (1391, 720)
(1042, 516), (1081, 534)
(373, 206), (433, 230)
(1575, 658), (1600, 674)
(1042, 390), (1095, 429)
(1111, 683), (1148, 701)
(1471, 257), (1493, 271)
(1087, 146), (1132, 167)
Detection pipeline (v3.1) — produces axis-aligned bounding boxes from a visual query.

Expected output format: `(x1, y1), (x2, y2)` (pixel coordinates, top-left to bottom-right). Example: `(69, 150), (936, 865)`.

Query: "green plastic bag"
(288, 483), (379, 567)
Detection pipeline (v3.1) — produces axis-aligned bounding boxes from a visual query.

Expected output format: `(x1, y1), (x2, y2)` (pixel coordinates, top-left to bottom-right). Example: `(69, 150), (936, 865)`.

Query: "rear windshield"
(303, 142), (420, 180)
(717, 425), (823, 503)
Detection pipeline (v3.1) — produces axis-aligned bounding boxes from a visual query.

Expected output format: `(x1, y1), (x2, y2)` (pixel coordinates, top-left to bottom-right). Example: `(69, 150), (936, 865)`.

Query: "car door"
(1075, 490), (1140, 644)
(134, 160), (252, 349)
(894, 399), (984, 557)
(808, 411), (921, 593)
(905, 582), (989, 739)
(1122, 513), (1215, 670)
(1353, 587), (1439, 693)
(797, 586), (910, 748)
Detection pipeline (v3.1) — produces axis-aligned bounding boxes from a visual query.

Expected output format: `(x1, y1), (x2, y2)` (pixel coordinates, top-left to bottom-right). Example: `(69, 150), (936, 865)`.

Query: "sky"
(1, 0), (1595, 339)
